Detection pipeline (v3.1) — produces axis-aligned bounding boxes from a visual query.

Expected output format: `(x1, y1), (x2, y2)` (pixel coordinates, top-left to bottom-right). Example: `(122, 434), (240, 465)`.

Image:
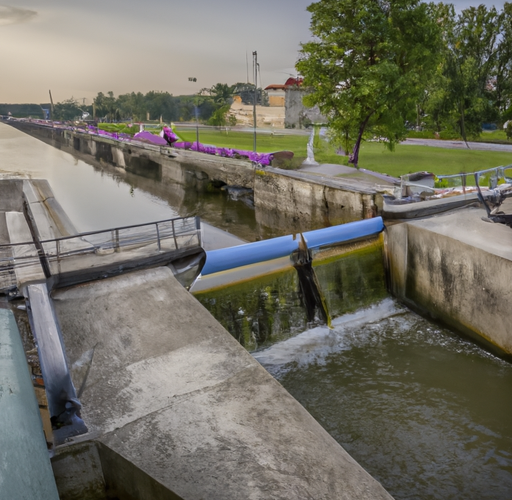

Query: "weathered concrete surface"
(52, 267), (393, 500)
(386, 206), (512, 356)
(25, 284), (78, 420)
(23, 179), (78, 240)
(254, 167), (380, 233)
(0, 308), (60, 500)
(0, 178), (24, 212)
(383, 192), (481, 220)
(5, 211), (45, 288)
(51, 441), (106, 500)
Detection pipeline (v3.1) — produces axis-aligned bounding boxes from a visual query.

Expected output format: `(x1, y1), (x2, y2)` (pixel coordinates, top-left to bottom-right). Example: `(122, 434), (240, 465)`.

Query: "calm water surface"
(0, 122), (256, 242)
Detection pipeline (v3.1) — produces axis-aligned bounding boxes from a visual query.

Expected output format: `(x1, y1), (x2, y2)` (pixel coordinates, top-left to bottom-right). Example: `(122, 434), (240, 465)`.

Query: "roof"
(264, 77), (303, 91)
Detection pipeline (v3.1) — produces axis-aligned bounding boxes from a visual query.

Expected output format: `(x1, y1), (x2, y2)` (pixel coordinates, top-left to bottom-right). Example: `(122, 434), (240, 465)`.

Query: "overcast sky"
(0, 0), (506, 104)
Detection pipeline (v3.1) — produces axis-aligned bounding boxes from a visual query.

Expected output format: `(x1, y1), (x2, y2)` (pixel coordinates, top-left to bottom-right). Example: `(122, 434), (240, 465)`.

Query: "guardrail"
(0, 216), (202, 294)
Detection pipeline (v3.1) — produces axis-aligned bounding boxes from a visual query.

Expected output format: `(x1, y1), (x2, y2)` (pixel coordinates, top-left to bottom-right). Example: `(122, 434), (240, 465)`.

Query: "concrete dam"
(0, 177), (393, 499)
(2, 119), (512, 499)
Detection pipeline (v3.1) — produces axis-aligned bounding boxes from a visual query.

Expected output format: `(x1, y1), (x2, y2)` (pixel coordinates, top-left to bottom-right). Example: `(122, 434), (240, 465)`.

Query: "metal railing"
(0, 216), (201, 294)
(434, 164), (512, 189)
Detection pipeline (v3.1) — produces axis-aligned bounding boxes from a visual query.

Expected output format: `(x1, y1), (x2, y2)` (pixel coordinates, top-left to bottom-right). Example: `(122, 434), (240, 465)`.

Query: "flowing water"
(197, 241), (512, 499)
(255, 299), (512, 499)
(2, 122), (512, 499)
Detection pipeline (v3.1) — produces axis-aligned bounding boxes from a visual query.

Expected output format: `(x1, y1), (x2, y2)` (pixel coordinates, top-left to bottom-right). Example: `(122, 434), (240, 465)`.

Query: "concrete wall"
(386, 208), (512, 357)
(5, 121), (381, 236)
(0, 309), (60, 500)
(285, 89), (326, 128)
(255, 168), (378, 233)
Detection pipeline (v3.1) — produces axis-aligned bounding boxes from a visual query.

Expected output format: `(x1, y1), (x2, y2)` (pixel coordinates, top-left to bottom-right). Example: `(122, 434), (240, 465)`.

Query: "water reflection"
(0, 122), (257, 241)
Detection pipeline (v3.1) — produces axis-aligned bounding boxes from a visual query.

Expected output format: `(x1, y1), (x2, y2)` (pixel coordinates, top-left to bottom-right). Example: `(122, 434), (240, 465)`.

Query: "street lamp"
(188, 77), (200, 147)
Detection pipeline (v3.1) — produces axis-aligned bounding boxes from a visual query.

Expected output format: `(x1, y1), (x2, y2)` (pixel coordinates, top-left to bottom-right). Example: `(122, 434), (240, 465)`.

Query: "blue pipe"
(201, 217), (384, 276)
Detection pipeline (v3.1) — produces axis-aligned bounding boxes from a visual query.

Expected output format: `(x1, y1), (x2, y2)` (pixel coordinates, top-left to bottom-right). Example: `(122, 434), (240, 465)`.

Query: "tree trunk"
(460, 99), (470, 149)
(349, 114), (373, 169)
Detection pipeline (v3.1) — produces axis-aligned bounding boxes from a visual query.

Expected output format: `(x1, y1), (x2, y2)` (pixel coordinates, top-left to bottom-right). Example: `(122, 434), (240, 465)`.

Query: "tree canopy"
(297, 0), (443, 167)
(298, 0), (512, 164)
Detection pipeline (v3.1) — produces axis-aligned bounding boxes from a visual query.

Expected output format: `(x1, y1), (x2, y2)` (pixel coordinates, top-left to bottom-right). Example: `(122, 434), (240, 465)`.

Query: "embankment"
(4, 120), (383, 235)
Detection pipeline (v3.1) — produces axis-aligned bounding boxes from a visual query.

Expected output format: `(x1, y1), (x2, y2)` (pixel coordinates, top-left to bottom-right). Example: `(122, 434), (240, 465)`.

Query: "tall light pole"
(252, 51), (258, 153)
(188, 77), (199, 147)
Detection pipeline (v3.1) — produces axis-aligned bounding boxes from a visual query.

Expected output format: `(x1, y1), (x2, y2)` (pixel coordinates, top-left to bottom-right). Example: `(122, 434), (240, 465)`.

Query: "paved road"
(402, 138), (512, 152)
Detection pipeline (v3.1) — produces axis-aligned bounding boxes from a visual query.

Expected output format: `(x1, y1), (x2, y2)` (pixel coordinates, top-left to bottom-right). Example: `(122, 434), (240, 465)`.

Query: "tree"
(233, 83), (268, 106)
(445, 4), (502, 142)
(209, 83), (235, 104)
(495, 3), (512, 123)
(93, 91), (118, 122)
(207, 104), (237, 129)
(296, 0), (442, 167)
(53, 97), (82, 121)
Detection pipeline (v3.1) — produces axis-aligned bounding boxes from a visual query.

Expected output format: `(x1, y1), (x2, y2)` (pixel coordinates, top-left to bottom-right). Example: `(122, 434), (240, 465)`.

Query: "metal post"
(155, 223), (161, 251)
(171, 219), (178, 249)
(196, 99), (200, 147)
(253, 51), (258, 153)
(113, 229), (120, 252)
(195, 216), (201, 247)
(188, 77), (199, 148)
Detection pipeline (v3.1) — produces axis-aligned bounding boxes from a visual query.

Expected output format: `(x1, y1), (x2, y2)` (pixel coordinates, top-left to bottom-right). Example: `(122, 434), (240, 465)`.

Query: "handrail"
(0, 215), (202, 293)
(0, 215), (200, 249)
(435, 164), (512, 186)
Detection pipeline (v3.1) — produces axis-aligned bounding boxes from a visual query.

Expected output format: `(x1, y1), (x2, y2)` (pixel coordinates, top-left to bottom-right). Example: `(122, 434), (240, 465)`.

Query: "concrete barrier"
(386, 207), (512, 357)
(0, 308), (60, 500)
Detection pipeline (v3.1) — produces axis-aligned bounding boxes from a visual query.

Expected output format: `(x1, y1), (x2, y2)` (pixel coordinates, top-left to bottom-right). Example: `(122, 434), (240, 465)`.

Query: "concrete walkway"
(402, 137), (512, 152)
(51, 267), (393, 500)
(299, 162), (399, 186)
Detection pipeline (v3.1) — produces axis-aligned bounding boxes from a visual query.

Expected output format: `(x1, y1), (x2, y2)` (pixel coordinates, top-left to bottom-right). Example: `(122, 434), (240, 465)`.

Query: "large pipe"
(201, 217), (384, 276)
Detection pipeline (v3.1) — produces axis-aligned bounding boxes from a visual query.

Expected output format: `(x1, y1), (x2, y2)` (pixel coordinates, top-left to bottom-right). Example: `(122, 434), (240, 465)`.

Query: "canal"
(1, 122), (511, 499)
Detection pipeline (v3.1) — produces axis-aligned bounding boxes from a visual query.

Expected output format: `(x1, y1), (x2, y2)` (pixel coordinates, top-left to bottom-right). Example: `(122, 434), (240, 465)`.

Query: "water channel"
(1, 122), (511, 499)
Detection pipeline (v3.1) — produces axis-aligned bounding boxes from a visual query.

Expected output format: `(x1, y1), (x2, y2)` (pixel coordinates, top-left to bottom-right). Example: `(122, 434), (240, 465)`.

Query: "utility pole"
(188, 77), (199, 147)
(48, 90), (55, 121)
(252, 51), (258, 153)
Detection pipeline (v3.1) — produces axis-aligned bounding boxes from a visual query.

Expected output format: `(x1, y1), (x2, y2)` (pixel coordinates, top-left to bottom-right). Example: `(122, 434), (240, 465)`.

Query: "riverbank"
(4, 119), (387, 237)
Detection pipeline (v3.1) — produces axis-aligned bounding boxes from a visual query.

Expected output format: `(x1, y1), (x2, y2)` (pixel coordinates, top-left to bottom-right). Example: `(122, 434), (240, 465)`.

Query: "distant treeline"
(1, 83), (268, 124)
(0, 103), (51, 118)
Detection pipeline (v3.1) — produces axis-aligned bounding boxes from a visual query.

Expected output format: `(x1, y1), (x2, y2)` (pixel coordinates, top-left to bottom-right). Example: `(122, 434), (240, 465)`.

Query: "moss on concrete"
(195, 238), (388, 351)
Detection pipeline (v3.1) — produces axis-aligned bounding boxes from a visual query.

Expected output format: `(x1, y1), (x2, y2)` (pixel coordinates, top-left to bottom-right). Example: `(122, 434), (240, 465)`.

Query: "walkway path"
(403, 137), (512, 152)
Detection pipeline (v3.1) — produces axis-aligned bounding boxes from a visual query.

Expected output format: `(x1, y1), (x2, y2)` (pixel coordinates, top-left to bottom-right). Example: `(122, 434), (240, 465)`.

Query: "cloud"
(0, 6), (37, 26)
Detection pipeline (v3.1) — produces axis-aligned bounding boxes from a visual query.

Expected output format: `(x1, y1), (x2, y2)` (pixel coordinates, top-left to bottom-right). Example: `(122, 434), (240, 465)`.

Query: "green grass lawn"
(175, 127), (512, 178)
(337, 142), (512, 177)
(175, 128), (308, 157)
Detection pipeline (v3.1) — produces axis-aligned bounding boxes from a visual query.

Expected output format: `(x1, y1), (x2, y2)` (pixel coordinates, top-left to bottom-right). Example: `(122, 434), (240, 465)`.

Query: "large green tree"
(446, 4), (501, 142)
(297, 0), (443, 167)
(495, 2), (512, 124)
(209, 83), (235, 104)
